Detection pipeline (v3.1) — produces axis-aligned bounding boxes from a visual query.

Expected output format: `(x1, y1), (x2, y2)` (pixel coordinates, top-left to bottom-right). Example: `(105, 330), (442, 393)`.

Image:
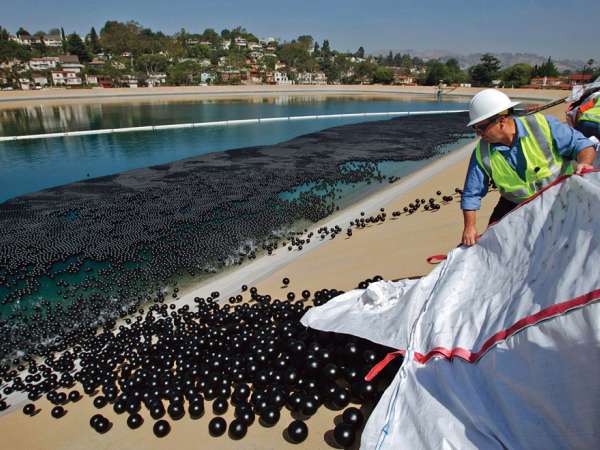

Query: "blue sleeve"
(546, 115), (594, 159)
(461, 150), (489, 211)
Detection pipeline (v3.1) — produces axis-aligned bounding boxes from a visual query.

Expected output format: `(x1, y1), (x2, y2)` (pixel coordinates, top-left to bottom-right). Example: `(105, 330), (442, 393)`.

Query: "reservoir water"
(0, 95), (468, 202)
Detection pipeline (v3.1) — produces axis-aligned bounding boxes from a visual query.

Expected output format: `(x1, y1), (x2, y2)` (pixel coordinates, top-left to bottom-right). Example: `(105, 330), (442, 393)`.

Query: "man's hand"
(575, 147), (596, 175)
(575, 162), (594, 175)
(462, 210), (478, 246)
(462, 225), (479, 246)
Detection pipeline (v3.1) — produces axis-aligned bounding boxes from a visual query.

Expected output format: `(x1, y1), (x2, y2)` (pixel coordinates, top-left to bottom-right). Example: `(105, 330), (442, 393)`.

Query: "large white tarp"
(301, 171), (600, 450)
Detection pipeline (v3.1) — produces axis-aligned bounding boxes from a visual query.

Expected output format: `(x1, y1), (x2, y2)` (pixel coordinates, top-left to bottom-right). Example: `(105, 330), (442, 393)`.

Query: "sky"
(2, 0), (598, 61)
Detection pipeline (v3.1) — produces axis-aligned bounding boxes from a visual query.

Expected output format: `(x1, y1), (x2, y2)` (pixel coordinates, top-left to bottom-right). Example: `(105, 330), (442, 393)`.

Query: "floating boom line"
(0, 109), (468, 142)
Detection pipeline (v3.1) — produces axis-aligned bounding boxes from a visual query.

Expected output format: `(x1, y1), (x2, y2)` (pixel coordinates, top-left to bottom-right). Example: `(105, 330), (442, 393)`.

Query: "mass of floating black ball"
(0, 123), (467, 362)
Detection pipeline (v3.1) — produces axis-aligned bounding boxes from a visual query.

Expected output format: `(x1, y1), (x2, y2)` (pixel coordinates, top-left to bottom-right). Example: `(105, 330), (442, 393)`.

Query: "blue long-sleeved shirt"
(461, 115), (594, 210)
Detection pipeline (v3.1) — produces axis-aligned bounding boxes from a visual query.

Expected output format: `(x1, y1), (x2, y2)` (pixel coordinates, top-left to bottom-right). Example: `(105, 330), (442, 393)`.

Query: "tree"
(373, 66), (394, 84)
(167, 60), (201, 85)
(501, 63), (533, 87)
(278, 41), (317, 72)
(384, 51), (393, 66)
(582, 58), (595, 74)
(16, 27), (30, 37)
(60, 27), (67, 52)
(0, 26), (9, 41)
(424, 60), (449, 85)
(66, 33), (90, 62)
(135, 53), (169, 74)
(354, 60), (377, 82)
(87, 27), (101, 54)
(297, 35), (314, 52)
(313, 41), (320, 56)
(355, 46), (365, 59)
(468, 53), (501, 86)
(200, 28), (220, 45)
(444, 58), (467, 84)
(321, 39), (331, 57)
(0, 40), (31, 62)
(531, 57), (559, 78)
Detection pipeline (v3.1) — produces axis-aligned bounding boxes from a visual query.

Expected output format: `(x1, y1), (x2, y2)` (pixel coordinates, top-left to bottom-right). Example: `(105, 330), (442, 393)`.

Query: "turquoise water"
(279, 137), (472, 210)
(0, 95), (467, 202)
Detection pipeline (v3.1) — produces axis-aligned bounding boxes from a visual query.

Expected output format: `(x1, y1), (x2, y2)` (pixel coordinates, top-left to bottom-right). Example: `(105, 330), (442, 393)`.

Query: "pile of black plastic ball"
(3, 278), (402, 447)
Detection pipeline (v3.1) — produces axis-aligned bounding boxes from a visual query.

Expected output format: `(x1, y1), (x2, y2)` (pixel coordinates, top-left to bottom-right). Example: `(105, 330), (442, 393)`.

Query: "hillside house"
(85, 74), (98, 85)
(51, 71), (82, 86)
(29, 57), (60, 71)
(43, 34), (63, 48)
(234, 37), (247, 47)
(120, 75), (138, 88)
(296, 72), (327, 85)
(146, 73), (167, 87)
(569, 73), (594, 87)
(18, 78), (31, 90)
(32, 75), (49, 88)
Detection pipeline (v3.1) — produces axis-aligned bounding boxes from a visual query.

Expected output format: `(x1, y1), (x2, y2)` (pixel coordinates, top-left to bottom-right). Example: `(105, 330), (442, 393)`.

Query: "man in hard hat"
(566, 89), (600, 141)
(461, 89), (596, 246)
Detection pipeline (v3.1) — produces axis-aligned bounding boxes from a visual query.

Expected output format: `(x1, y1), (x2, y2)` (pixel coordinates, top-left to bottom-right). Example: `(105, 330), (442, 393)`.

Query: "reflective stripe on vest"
(475, 114), (573, 203)
(579, 96), (600, 124)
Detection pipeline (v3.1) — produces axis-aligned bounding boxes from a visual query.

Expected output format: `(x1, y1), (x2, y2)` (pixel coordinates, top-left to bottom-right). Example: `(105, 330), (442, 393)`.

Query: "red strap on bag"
(426, 254), (447, 264)
(364, 350), (405, 381)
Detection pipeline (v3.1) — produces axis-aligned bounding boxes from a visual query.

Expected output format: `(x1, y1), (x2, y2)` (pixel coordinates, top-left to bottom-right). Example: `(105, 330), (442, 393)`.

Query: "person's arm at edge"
(546, 115), (596, 174)
(461, 150), (488, 246)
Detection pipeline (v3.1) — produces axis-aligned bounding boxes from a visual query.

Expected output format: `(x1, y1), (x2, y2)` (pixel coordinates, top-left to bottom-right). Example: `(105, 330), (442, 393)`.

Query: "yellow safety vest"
(475, 114), (574, 203)
(579, 95), (600, 124)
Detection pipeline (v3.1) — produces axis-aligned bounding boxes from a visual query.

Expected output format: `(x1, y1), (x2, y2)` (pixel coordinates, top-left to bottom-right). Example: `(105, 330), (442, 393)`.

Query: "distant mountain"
(372, 49), (589, 72)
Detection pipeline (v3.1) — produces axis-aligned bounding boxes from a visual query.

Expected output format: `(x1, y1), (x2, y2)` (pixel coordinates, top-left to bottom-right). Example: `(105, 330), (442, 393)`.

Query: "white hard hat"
(467, 89), (520, 127)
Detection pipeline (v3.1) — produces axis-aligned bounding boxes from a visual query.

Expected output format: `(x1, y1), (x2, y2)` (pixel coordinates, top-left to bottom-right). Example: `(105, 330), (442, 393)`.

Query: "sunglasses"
(472, 116), (500, 134)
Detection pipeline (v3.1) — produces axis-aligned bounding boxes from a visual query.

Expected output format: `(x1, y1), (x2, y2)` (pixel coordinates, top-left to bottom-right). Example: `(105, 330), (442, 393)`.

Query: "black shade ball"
(259, 406), (280, 427)
(22, 403), (36, 415)
(208, 417), (227, 437)
(167, 402), (185, 420)
(342, 407), (364, 430)
(68, 391), (81, 402)
(113, 399), (126, 414)
(188, 401), (204, 419)
(153, 419), (171, 438)
(150, 403), (166, 420)
(93, 396), (107, 409)
(228, 418), (247, 440)
(212, 397), (228, 415)
(90, 413), (103, 428)
(51, 405), (65, 418)
(287, 420), (308, 444)
(94, 416), (111, 434)
(127, 413), (144, 429)
(334, 423), (356, 447)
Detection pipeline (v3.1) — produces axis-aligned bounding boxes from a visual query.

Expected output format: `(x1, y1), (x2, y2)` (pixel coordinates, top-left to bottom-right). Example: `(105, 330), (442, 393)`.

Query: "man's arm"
(546, 115), (596, 174)
(462, 210), (478, 246)
(460, 150), (488, 246)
